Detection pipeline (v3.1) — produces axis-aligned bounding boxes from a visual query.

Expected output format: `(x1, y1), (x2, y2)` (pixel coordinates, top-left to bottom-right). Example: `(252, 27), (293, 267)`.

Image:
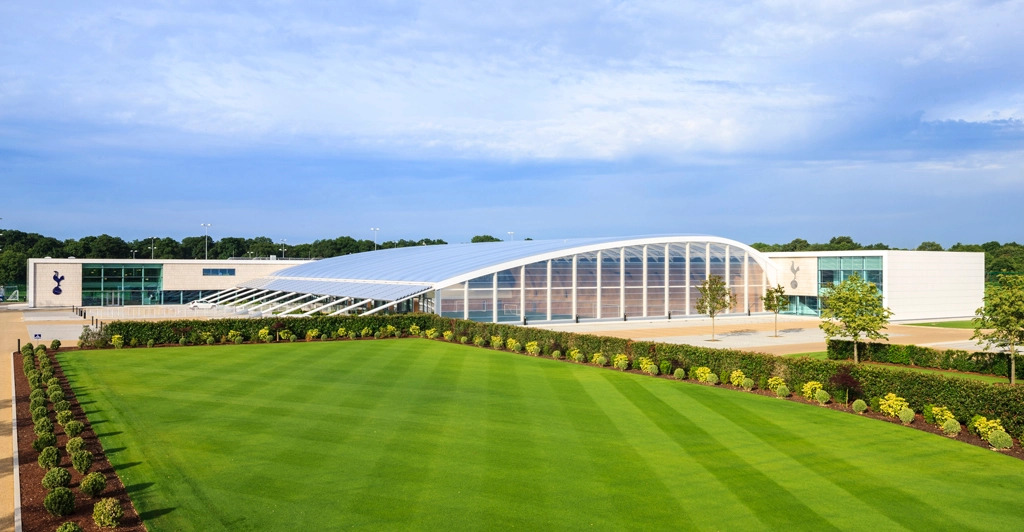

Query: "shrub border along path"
(13, 348), (145, 532)
(59, 338), (1024, 530)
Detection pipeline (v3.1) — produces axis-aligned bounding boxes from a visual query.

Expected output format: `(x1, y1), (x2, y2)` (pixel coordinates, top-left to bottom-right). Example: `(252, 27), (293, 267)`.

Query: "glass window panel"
(623, 246), (645, 287)
(600, 251), (620, 288)
(577, 253), (597, 288)
(468, 274), (493, 289)
(576, 288), (596, 318)
(646, 287), (665, 316)
(863, 256), (883, 269)
(601, 287), (620, 317)
(820, 270), (836, 285)
(841, 257), (864, 270)
(668, 244), (689, 286)
(550, 258), (573, 288)
(818, 257), (839, 270)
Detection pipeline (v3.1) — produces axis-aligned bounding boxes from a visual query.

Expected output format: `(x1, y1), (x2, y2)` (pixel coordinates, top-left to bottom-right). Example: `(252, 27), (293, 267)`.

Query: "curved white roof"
(238, 235), (777, 302)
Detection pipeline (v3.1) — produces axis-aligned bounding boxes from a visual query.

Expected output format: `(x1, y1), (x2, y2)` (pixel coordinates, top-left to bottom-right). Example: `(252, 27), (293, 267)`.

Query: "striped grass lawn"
(60, 340), (1024, 530)
(906, 320), (976, 329)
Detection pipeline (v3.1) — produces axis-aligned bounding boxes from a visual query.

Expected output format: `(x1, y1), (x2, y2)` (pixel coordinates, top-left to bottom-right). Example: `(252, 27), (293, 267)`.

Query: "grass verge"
(60, 340), (1024, 530)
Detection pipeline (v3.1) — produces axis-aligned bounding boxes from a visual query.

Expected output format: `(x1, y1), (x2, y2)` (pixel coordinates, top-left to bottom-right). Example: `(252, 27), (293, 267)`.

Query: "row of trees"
(751, 236), (1024, 275)
(0, 230), (447, 285)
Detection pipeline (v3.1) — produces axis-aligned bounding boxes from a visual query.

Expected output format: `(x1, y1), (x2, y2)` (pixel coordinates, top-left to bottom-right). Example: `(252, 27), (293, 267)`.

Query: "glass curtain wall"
(82, 264), (163, 306)
(436, 240), (766, 323)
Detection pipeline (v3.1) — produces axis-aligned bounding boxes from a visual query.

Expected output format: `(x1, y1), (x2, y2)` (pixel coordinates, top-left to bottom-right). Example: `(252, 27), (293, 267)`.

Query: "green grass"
(60, 340), (1024, 531)
(906, 320), (976, 329)
(784, 351), (828, 360)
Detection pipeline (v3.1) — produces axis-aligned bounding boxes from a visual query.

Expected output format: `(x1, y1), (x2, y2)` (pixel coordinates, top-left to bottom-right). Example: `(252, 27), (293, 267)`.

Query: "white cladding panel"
(884, 251), (984, 320)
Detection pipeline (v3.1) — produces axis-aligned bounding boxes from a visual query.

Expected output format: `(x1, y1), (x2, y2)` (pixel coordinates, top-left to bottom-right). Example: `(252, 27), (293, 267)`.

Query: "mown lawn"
(60, 340), (1024, 530)
(906, 320), (976, 329)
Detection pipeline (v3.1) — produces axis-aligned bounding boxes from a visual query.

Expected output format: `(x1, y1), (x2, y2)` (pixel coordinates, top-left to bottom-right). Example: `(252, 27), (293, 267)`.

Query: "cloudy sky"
(2, 1), (1022, 247)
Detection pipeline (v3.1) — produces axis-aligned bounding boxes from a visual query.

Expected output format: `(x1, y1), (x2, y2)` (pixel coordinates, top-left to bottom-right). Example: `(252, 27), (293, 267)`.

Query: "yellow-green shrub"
(525, 341), (540, 355)
(767, 376), (787, 393)
(879, 393), (909, 418)
(931, 406), (955, 426)
(971, 416), (1004, 440)
(693, 366), (713, 383)
(613, 354), (630, 371)
(305, 328), (320, 341)
(801, 381), (823, 401)
(491, 335), (503, 348)
(111, 335), (124, 349)
(729, 369), (745, 387)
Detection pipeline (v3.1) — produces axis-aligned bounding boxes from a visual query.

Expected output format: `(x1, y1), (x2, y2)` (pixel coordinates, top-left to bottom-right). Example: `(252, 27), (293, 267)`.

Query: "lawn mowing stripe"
(677, 382), (1005, 530)
(341, 342), (459, 526)
(601, 373), (838, 531)
(544, 363), (695, 529)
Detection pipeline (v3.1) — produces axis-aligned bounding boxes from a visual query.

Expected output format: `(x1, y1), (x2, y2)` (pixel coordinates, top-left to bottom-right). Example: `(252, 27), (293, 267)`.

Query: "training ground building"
(27, 236), (984, 323)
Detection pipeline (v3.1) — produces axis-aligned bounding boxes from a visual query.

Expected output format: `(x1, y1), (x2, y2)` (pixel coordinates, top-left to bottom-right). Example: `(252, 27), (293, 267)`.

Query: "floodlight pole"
(371, 227), (380, 250)
(131, 249), (137, 259)
(280, 239), (287, 258)
(201, 223), (211, 260)
(151, 236), (156, 259)
(508, 231), (514, 241)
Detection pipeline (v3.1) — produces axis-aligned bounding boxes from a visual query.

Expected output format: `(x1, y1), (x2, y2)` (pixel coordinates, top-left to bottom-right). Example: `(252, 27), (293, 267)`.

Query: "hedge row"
(827, 339), (1019, 380)
(99, 314), (1024, 434)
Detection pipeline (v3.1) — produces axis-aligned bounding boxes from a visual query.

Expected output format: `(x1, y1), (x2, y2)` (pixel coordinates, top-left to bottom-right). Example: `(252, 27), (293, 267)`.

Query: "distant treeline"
(751, 236), (1024, 279)
(0, 230), (446, 285)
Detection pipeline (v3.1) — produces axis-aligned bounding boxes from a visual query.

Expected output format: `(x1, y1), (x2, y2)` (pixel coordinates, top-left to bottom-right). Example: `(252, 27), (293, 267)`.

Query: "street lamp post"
(371, 228), (380, 250)
(280, 239), (287, 259)
(200, 223), (212, 260)
(151, 237), (156, 259)
(131, 249), (137, 259)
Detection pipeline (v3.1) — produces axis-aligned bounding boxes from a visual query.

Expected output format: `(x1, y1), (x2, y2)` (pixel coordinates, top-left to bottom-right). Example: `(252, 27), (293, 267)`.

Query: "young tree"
(972, 275), (1024, 385)
(696, 275), (736, 341)
(818, 273), (892, 363)
(762, 284), (790, 337)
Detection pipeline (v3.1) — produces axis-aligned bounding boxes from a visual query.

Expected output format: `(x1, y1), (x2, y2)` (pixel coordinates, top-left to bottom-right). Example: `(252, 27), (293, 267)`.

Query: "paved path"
(0, 308), (27, 532)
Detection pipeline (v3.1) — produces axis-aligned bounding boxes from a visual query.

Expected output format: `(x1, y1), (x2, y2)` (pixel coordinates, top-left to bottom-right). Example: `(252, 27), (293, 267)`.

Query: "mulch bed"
(13, 349), (146, 532)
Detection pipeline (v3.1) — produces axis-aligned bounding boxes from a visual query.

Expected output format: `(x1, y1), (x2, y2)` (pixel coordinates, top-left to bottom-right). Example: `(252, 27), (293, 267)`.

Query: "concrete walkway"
(0, 308), (28, 532)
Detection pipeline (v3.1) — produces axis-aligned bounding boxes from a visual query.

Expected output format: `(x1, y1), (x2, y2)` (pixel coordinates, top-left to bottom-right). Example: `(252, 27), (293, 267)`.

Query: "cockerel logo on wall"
(52, 271), (65, 295)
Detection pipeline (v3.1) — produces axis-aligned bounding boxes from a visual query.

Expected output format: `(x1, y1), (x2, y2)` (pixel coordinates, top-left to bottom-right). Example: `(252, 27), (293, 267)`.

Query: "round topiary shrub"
(40, 369), (55, 382)
(56, 521), (84, 532)
(80, 472), (107, 498)
(852, 399), (868, 414)
(941, 418), (961, 437)
(321, 334), (329, 341)
(72, 450), (94, 474)
(775, 385), (790, 398)
(290, 335), (298, 342)
(93, 497), (123, 528)
(741, 377), (755, 391)
(42, 467), (72, 489)
(64, 420), (85, 438)
(673, 368), (686, 380)
(56, 410), (74, 426)
(593, 354), (609, 367)
(34, 417), (55, 436)
(179, 337), (186, 346)
(898, 406), (915, 425)
(54, 400), (71, 413)
(30, 397), (46, 411)
(47, 383), (63, 396)
(30, 389), (46, 402)
(814, 389), (831, 405)
(147, 339), (155, 348)
(66, 437), (85, 454)
(234, 336), (243, 345)
(44, 487), (75, 517)
(46, 377), (61, 387)
(33, 432), (57, 451)
(551, 350), (562, 360)
(988, 429), (1013, 450)
(706, 373), (719, 385)
(206, 337), (215, 345)
(38, 446), (60, 469)
(32, 406), (48, 423)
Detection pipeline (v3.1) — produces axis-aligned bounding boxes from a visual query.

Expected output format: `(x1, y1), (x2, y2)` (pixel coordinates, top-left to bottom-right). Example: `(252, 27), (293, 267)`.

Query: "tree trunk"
(774, 312), (778, 337)
(711, 316), (716, 341)
(853, 336), (859, 364)
(1012, 343), (1017, 386)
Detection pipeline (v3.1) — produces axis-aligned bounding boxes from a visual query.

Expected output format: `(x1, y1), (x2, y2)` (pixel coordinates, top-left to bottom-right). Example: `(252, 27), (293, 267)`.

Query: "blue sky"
(2, 1), (1022, 248)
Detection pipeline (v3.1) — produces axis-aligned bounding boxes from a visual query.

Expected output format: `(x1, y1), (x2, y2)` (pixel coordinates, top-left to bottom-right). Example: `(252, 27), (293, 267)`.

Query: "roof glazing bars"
(235, 291), (283, 309)
(263, 293), (315, 315)
(328, 298), (374, 316)
(215, 288), (262, 305)
(360, 288), (434, 316)
(300, 296), (351, 317)
(279, 294), (331, 315)
(250, 291), (297, 311)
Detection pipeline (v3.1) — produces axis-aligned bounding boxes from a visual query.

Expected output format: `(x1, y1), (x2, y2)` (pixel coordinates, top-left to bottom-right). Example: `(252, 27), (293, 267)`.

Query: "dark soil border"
(13, 349), (146, 532)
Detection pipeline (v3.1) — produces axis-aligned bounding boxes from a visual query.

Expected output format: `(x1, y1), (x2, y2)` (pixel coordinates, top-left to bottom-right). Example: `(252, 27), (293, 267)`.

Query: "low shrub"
(758, 376), (768, 391)
(801, 381), (823, 401)
(49, 390), (65, 404)
(42, 467), (72, 490)
(729, 369), (746, 387)
(289, 335), (297, 342)
(693, 366), (713, 383)
(21, 343), (34, 355)
(361, 326), (375, 338)
(988, 429), (1013, 450)
(526, 341), (541, 355)
(852, 399), (868, 414)
(613, 354), (630, 371)
(673, 368), (686, 380)
(72, 450), (93, 474)
(80, 472), (107, 498)
(706, 373), (719, 385)
(33, 432), (57, 451)
(870, 396), (881, 412)
(591, 353), (609, 367)
(305, 328), (320, 341)
(443, 331), (455, 341)
(741, 377), (755, 391)
(93, 497), (123, 528)
(44, 487), (75, 517)
(941, 418), (961, 436)
(38, 446), (59, 469)
(56, 522), (84, 532)
(28, 373), (43, 391)
(178, 337), (186, 346)
(879, 393), (909, 418)
(64, 420), (85, 438)
(348, 331), (358, 340)
(491, 336), (503, 348)
(931, 406), (956, 426)
(147, 339), (155, 348)
(506, 338), (522, 352)
(460, 336), (469, 344)
(30, 397), (46, 412)
(51, 339), (62, 350)
(570, 349), (587, 363)
(898, 406), (915, 425)
(408, 324), (421, 336)
(659, 360), (673, 376)
(970, 416), (1004, 440)
(111, 334), (124, 349)
(34, 417), (54, 436)
(32, 406), (48, 424)
(473, 335), (485, 347)
(551, 350), (562, 360)
(40, 369), (54, 382)
(776, 385), (790, 398)
(814, 389), (831, 405)
(425, 328), (439, 339)
(767, 376), (786, 393)
(54, 400), (71, 413)
(46, 377), (61, 388)
(56, 410), (74, 426)
(66, 437), (85, 454)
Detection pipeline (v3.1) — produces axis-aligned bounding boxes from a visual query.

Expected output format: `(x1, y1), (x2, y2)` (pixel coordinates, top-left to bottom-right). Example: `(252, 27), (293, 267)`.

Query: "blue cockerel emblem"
(52, 271), (65, 295)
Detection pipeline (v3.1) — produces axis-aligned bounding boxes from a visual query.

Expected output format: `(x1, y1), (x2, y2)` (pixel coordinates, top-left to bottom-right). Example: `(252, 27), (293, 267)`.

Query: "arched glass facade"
(437, 241), (767, 322)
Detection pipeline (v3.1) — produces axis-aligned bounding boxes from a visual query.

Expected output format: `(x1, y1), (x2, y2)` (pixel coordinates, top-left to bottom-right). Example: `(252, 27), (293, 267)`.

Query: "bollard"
(668, 311), (672, 320)
(623, 313), (627, 321)
(574, 314), (579, 323)
(17, 339), (21, 352)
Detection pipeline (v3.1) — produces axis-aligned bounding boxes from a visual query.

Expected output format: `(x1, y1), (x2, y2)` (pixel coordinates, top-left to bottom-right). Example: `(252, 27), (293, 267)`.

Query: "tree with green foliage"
(972, 274), (1024, 385)
(819, 273), (893, 363)
(916, 241), (944, 251)
(762, 284), (789, 337)
(471, 235), (503, 243)
(696, 275), (736, 341)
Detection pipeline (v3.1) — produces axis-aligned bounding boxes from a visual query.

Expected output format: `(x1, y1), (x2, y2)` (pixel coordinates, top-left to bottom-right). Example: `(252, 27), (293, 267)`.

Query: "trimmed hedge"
(100, 314), (1024, 434)
(827, 339), (1019, 380)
